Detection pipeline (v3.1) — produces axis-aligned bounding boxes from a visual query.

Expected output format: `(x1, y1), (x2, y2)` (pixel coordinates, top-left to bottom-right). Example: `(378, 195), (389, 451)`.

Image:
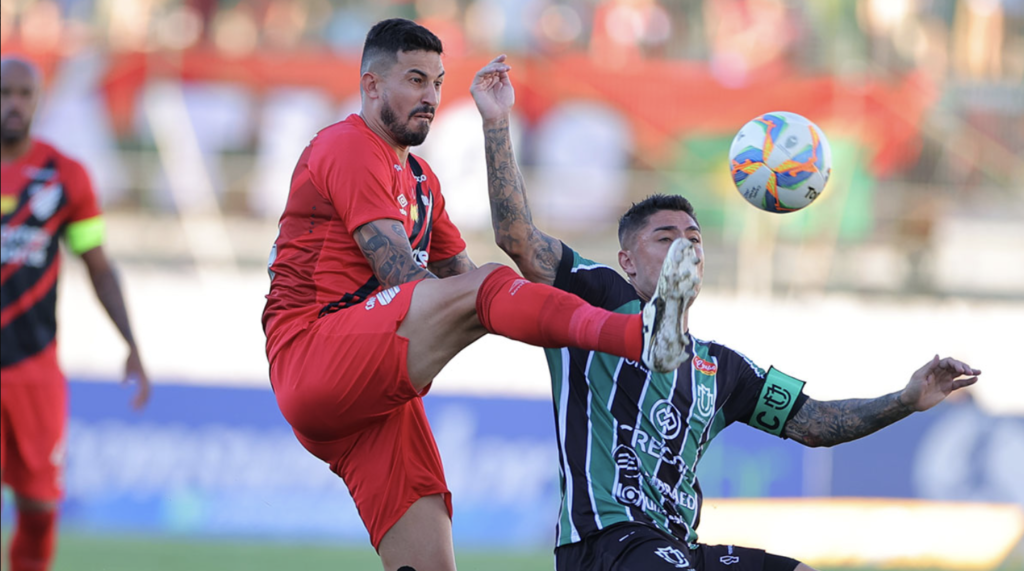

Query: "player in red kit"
(0, 58), (149, 571)
(262, 19), (700, 571)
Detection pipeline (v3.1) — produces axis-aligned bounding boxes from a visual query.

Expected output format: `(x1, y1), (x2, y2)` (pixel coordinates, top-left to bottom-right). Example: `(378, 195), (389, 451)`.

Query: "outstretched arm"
(472, 55), (562, 286)
(80, 246), (149, 409)
(784, 356), (980, 447)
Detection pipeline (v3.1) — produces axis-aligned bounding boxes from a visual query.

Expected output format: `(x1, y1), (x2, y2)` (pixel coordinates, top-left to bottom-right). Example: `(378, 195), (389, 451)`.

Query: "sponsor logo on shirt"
(0, 224), (53, 267)
(412, 248), (429, 268)
(692, 354), (717, 376)
(612, 445), (644, 508)
(650, 399), (682, 440)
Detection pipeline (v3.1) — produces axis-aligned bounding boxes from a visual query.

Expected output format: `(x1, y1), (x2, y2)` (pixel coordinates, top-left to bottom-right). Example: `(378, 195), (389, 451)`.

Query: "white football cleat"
(641, 238), (700, 372)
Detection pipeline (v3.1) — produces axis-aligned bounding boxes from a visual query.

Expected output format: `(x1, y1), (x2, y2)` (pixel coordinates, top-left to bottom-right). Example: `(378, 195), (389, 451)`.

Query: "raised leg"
(377, 494), (456, 571)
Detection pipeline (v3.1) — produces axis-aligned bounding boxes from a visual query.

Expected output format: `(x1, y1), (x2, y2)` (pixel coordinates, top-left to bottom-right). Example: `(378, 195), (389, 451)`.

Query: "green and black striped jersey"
(547, 244), (807, 549)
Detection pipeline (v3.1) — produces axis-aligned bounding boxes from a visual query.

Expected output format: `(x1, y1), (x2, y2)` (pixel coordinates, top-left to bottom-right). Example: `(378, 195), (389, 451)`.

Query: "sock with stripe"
(475, 265), (643, 361)
(11, 508), (57, 571)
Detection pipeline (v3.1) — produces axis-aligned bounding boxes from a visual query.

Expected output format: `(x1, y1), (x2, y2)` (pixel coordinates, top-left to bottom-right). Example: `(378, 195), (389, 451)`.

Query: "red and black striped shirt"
(1, 139), (103, 377)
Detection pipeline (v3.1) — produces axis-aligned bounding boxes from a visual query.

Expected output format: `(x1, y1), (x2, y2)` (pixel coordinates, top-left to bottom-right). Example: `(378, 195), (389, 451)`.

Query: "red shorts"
(0, 344), (67, 502)
(268, 282), (451, 549)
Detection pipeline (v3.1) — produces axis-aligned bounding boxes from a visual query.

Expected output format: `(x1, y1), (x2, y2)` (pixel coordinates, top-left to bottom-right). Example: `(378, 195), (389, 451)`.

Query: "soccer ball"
(728, 111), (832, 213)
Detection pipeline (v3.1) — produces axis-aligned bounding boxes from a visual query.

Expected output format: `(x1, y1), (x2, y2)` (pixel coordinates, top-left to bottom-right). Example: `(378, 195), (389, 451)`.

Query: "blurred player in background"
(0, 57), (149, 571)
(262, 19), (697, 571)
(472, 57), (982, 571)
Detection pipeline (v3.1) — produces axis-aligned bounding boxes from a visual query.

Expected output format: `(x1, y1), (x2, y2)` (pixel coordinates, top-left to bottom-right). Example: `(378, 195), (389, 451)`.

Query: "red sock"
(476, 265), (643, 361)
(11, 509), (57, 571)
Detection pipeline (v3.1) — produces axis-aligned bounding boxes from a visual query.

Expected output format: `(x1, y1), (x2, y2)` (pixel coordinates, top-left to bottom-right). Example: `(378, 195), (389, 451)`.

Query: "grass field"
(0, 532), (1016, 571)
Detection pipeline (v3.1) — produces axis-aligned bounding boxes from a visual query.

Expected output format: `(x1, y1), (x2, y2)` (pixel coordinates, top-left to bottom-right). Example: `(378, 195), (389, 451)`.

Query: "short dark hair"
(618, 194), (699, 247)
(360, 18), (444, 75)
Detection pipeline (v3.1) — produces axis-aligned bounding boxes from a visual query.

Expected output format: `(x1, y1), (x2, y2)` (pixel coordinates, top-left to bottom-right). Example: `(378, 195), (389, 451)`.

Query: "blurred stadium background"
(1, 0), (1023, 569)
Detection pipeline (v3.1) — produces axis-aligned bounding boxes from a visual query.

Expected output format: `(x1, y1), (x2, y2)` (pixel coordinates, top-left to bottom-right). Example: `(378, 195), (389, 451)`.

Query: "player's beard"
(0, 113), (30, 146)
(381, 94), (432, 148)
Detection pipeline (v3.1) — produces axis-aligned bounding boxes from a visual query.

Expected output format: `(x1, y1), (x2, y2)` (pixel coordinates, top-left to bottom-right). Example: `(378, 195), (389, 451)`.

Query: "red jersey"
(262, 114), (466, 361)
(1, 140), (104, 379)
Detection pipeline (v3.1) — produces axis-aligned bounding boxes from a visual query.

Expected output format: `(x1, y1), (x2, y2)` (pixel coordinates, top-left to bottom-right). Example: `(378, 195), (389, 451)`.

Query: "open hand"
(900, 355), (980, 412)
(470, 54), (514, 123)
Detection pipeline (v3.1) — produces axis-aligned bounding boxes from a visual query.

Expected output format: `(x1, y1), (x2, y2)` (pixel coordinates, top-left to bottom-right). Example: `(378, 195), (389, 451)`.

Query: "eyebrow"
(652, 225), (700, 233)
(407, 68), (445, 80)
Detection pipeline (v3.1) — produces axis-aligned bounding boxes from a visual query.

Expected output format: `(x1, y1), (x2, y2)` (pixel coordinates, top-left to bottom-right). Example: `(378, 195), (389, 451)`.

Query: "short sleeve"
(311, 133), (404, 234)
(718, 348), (769, 426)
(553, 243), (637, 311)
(61, 158), (105, 255)
(717, 347), (808, 438)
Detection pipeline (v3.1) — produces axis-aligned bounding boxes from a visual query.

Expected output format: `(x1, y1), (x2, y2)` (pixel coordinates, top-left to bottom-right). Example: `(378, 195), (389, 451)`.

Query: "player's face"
(378, 50), (444, 148)
(620, 210), (704, 304)
(0, 63), (39, 145)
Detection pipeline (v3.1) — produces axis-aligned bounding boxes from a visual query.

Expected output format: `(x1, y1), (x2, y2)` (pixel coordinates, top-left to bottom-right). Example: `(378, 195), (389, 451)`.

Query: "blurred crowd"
(1, 0), (1022, 297)
(3, 0), (1023, 78)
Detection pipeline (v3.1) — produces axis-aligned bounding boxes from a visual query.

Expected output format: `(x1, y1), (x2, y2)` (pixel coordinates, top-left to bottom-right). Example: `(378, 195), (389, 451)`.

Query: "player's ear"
(361, 71), (381, 100)
(618, 249), (636, 279)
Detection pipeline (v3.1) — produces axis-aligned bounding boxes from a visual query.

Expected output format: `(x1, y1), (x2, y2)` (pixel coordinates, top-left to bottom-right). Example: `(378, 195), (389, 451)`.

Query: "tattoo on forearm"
(483, 120), (560, 284)
(429, 251), (476, 278)
(356, 222), (435, 288)
(783, 391), (915, 447)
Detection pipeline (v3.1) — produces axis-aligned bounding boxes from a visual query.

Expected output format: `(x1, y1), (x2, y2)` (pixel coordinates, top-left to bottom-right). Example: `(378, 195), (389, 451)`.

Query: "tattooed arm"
(429, 250), (477, 278)
(783, 392), (914, 447)
(355, 219), (436, 288)
(784, 356), (981, 447)
(471, 55), (562, 286)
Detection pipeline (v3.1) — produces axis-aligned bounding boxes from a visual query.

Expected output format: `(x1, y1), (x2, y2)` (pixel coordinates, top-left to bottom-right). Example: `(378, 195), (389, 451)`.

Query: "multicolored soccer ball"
(729, 111), (832, 213)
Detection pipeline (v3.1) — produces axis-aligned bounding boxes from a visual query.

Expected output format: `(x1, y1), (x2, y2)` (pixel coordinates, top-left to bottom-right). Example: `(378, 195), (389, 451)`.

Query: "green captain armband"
(750, 367), (806, 436)
(65, 216), (106, 255)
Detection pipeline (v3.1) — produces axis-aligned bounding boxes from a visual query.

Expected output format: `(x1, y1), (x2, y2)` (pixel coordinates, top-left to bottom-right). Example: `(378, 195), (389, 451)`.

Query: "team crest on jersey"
(23, 166), (55, 180)
(29, 181), (62, 221)
(692, 354), (717, 376)
(696, 384), (715, 420)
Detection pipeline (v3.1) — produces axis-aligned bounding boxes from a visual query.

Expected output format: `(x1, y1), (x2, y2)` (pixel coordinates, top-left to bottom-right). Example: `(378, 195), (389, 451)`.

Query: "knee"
(15, 495), (58, 513)
(473, 262), (506, 279)
(453, 263), (511, 292)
